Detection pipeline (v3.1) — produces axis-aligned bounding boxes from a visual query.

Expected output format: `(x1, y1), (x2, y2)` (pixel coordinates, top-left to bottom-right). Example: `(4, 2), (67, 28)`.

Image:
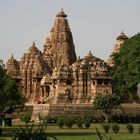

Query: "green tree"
(0, 65), (25, 120)
(93, 94), (121, 122)
(111, 33), (140, 102)
(19, 112), (31, 124)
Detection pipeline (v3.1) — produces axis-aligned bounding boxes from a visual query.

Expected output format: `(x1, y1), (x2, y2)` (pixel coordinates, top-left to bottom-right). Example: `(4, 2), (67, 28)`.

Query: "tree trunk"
(103, 113), (111, 123)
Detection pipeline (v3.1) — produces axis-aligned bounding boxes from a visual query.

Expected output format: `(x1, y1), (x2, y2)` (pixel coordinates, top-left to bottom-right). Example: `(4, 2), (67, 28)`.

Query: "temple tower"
(19, 42), (48, 101)
(43, 9), (77, 71)
(72, 51), (112, 104)
(5, 54), (19, 77)
(107, 31), (128, 67)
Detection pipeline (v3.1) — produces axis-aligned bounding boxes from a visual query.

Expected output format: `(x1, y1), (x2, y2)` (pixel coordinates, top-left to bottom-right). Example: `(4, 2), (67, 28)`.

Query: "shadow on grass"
(1, 131), (96, 138)
(47, 132), (96, 136)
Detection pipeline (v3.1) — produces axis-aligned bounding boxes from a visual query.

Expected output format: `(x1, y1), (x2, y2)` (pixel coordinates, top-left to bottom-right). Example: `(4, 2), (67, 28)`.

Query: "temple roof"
(72, 51), (109, 76)
(27, 41), (40, 54)
(20, 42), (48, 76)
(116, 31), (128, 40)
(57, 8), (67, 18)
(5, 54), (19, 76)
(43, 8), (76, 68)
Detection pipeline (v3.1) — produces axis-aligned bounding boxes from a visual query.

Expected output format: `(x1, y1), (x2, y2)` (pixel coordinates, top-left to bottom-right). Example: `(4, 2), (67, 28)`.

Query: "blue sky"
(0, 0), (140, 63)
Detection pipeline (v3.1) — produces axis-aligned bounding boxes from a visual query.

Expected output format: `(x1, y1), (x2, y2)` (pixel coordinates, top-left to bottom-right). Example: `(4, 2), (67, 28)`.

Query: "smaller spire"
(120, 30), (125, 36)
(86, 50), (93, 57)
(57, 8), (67, 18)
(116, 31), (128, 40)
(11, 54), (14, 59)
(89, 50), (92, 55)
(28, 41), (38, 53)
(32, 41), (36, 47)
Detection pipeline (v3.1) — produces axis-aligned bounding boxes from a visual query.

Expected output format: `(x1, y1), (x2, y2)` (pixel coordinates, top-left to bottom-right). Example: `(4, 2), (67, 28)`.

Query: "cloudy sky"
(0, 0), (140, 63)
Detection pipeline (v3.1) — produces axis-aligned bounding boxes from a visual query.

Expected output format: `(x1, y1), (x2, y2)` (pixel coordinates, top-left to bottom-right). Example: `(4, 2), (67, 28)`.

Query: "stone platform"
(24, 103), (140, 121)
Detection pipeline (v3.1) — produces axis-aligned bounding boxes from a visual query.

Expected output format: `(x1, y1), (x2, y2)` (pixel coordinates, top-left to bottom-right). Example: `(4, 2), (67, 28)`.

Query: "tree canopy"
(93, 94), (121, 122)
(0, 65), (25, 118)
(111, 33), (140, 102)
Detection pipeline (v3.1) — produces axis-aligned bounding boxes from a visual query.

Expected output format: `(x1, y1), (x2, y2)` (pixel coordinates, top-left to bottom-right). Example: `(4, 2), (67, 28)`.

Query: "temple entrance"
(45, 85), (50, 97)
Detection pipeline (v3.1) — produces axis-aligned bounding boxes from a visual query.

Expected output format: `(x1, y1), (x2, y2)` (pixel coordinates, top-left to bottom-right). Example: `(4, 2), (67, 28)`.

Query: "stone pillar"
(22, 69), (27, 96)
(33, 79), (40, 102)
(27, 69), (32, 100)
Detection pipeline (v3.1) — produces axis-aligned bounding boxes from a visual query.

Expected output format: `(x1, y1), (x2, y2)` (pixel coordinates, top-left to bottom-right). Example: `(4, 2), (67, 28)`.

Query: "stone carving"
(5, 9), (112, 105)
(5, 54), (19, 77)
(43, 8), (76, 70)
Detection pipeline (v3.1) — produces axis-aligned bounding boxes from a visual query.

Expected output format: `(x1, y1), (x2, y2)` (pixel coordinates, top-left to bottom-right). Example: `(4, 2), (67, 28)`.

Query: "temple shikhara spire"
(5, 9), (112, 115)
(43, 8), (76, 70)
(107, 31), (128, 67)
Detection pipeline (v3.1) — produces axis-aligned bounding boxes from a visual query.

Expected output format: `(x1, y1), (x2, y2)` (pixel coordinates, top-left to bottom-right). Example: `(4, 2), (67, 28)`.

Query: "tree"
(93, 94), (121, 122)
(111, 33), (140, 102)
(0, 65), (25, 120)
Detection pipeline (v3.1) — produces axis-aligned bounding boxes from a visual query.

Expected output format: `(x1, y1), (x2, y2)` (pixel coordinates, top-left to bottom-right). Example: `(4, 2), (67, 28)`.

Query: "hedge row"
(102, 123), (140, 134)
(40, 115), (92, 129)
(39, 115), (140, 124)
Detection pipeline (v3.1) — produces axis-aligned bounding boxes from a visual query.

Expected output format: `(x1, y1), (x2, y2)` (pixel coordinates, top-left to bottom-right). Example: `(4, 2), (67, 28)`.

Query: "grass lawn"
(56, 134), (140, 140)
(0, 120), (140, 140)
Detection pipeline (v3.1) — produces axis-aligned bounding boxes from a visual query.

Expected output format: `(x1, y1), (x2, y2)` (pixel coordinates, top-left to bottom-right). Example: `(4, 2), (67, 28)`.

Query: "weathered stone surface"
(107, 31), (128, 67)
(5, 54), (19, 77)
(24, 103), (140, 121)
(5, 9), (112, 111)
(71, 51), (112, 104)
(19, 41), (48, 102)
(43, 9), (77, 70)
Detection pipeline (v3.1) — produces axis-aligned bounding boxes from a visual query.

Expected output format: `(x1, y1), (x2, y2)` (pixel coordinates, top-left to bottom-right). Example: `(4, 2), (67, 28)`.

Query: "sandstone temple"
(4, 9), (128, 116)
(107, 31), (128, 66)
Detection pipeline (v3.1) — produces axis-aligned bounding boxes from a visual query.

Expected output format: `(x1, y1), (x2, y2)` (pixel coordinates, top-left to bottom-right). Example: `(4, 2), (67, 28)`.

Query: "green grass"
(56, 134), (140, 140)
(0, 120), (140, 140)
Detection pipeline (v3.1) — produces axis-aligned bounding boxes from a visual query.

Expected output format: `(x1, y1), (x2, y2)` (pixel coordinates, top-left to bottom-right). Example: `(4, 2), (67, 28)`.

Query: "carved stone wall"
(5, 54), (19, 77)
(43, 9), (77, 71)
(5, 9), (112, 106)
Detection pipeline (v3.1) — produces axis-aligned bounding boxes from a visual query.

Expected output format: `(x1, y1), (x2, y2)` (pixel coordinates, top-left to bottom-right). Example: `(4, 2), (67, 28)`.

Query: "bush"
(138, 125), (140, 134)
(111, 115), (119, 123)
(111, 115), (131, 123)
(76, 116), (83, 128)
(126, 124), (134, 134)
(102, 123), (110, 133)
(12, 123), (57, 140)
(45, 116), (58, 124)
(0, 127), (2, 136)
(134, 115), (140, 123)
(57, 116), (64, 128)
(111, 123), (120, 133)
(19, 112), (31, 124)
(91, 116), (104, 123)
(52, 116), (58, 123)
(64, 115), (74, 128)
(111, 115), (140, 123)
(83, 116), (91, 129)
(42, 116), (48, 126)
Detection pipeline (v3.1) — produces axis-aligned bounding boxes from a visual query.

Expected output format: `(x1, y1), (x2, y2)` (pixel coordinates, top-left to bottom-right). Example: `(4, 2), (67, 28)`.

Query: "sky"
(0, 0), (140, 63)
